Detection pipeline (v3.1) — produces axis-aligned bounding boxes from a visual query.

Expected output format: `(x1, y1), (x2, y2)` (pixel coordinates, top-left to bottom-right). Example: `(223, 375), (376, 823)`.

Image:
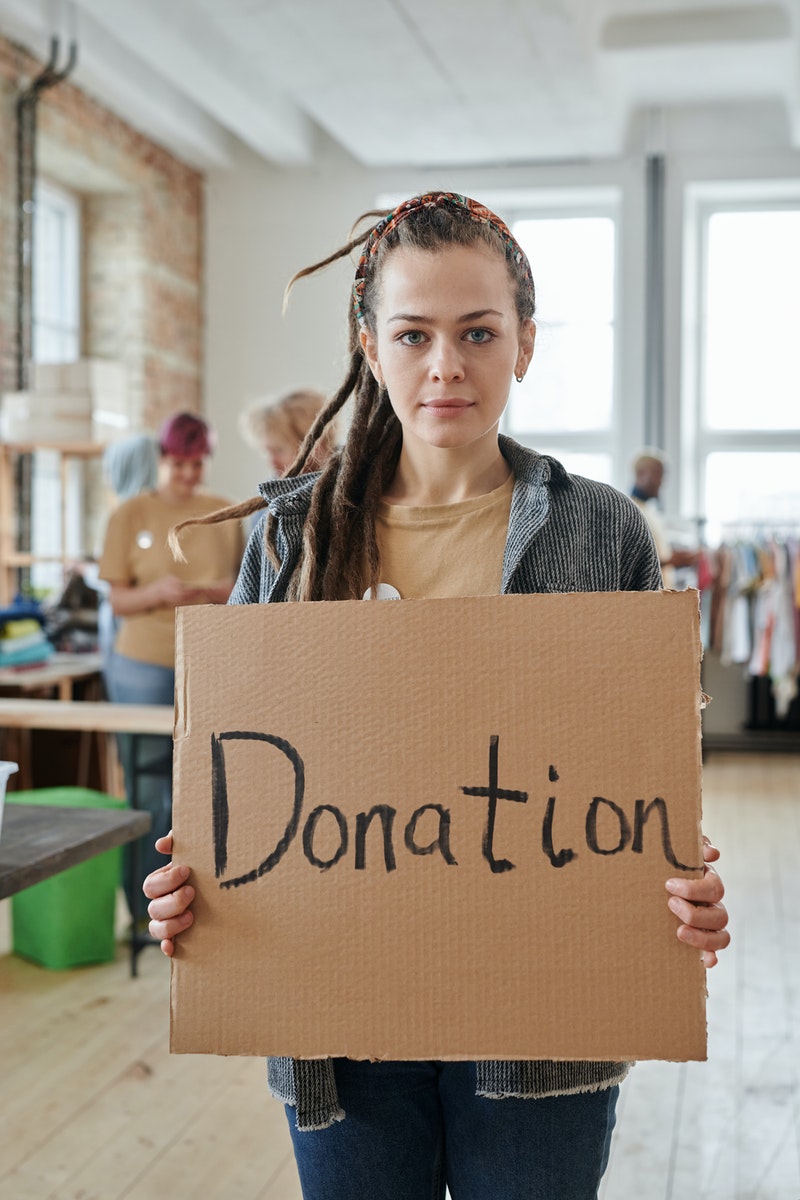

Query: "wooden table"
(0, 698), (174, 735)
(0, 803), (151, 899)
(0, 652), (104, 702)
(0, 698), (174, 794)
(0, 654), (106, 789)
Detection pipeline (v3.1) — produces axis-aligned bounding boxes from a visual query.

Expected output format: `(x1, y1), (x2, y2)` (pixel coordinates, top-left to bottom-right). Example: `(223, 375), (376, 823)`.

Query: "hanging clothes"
(704, 533), (800, 719)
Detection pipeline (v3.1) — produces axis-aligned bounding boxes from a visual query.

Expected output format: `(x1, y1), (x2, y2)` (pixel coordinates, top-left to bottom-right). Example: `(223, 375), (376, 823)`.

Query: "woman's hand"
(666, 836), (730, 968)
(142, 831), (195, 956)
(153, 575), (207, 609)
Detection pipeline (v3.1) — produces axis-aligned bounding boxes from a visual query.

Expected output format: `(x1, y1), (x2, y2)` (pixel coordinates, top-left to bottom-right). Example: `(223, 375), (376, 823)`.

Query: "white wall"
(203, 101), (800, 506)
(202, 129), (652, 501)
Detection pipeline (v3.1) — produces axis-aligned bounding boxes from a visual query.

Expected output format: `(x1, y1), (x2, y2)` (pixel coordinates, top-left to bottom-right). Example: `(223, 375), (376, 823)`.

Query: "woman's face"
(360, 243), (534, 458)
(161, 454), (205, 500)
(262, 431), (299, 477)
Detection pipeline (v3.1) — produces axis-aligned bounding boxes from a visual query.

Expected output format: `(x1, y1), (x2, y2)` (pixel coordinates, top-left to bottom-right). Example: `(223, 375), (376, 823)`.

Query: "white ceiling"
(1, 0), (798, 170)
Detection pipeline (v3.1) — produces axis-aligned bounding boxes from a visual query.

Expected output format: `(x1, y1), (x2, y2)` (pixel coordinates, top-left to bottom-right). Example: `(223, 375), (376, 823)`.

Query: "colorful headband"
(352, 192), (534, 324)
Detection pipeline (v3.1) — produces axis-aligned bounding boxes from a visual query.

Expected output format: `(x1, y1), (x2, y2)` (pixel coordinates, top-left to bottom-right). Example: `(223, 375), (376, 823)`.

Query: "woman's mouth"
(421, 399), (473, 416)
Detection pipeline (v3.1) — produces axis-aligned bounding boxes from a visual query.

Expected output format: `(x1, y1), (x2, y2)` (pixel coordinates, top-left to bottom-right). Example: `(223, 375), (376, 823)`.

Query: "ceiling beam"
(0, 0), (238, 168)
(70, 0), (313, 165)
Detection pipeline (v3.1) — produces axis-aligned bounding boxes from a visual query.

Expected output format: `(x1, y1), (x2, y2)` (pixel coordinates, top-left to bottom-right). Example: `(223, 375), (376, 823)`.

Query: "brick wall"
(0, 35), (204, 431)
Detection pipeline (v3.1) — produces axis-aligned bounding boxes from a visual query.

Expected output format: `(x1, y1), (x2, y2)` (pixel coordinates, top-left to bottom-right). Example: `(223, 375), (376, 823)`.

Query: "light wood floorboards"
(0, 752), (798, 1199)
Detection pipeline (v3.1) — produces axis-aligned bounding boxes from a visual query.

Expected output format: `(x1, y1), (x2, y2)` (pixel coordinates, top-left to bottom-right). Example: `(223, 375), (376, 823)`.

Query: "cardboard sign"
(170, 592), (707, 1062)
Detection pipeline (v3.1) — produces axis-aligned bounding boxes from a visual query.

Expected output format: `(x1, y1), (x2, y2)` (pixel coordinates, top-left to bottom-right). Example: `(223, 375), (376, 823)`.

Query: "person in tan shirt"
(99, 411), (244, 903)
(142, 195), (730, 1197)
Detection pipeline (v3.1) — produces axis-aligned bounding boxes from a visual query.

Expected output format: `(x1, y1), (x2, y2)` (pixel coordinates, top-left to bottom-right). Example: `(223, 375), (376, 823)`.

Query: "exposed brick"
(0, 34), (204, 428)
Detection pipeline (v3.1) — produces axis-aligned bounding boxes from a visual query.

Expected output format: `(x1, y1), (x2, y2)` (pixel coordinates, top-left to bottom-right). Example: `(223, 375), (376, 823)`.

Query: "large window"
(500, 196), (618, 484)
(683, 189), (800, 543)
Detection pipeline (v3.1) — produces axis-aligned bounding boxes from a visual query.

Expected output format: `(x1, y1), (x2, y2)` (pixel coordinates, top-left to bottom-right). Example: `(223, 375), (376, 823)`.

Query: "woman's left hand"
(665, 836), (730, 968)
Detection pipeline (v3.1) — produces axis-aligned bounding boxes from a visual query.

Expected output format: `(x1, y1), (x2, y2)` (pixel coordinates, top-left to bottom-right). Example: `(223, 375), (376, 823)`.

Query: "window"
(501, 196), (618, 484)
(683, 188), (800, 544)
(33, 179), (81, 364)
(29, 180), (83, 596)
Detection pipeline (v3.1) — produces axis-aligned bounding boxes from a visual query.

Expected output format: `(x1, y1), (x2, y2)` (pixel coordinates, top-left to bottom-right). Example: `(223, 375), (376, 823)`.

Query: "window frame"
(32, 176), (82, 366)
(494, 188), (621, 483)
(680, 180), (800, 538)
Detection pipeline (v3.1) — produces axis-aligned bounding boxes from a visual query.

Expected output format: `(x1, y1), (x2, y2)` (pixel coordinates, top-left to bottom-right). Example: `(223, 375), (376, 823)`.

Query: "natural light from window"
(507, 217), (615, 435)
(696, 204), (800, 541)
(704, 210), (800, 431)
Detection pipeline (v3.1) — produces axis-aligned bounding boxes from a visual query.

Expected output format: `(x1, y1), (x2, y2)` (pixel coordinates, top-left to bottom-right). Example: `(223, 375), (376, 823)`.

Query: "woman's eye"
(465, 328), (493, 344)
(400, 330), (425, 345)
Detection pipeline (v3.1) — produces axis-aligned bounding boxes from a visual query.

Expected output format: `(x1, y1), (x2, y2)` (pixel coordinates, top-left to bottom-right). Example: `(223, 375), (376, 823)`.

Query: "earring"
(515, 373), (525, 383)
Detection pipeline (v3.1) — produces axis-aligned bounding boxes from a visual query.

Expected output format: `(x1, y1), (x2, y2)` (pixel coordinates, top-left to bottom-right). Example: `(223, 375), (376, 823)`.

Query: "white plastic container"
(0, 761), (19, 838)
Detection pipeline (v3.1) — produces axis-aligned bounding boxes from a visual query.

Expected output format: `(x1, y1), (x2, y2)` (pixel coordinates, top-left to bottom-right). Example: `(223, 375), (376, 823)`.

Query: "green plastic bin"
(7, 786), (126, 969)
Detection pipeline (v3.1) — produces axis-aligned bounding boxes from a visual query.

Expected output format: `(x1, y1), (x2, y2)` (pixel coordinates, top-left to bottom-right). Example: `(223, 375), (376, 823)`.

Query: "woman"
(144, 195), (729, 1199)
(97, 433), (160, 675)
(238, 387), (336, 477)
(100, 411), (245, 893)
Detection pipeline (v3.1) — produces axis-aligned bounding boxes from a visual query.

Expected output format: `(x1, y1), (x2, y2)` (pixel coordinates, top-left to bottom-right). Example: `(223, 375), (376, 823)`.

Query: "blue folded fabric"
(0, 596), (46, 627)
(0, 639), (55, 667)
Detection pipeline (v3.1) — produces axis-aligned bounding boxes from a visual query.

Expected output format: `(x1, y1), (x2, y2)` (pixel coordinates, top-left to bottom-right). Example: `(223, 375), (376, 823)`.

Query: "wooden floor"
(0, 751), (798, 1199)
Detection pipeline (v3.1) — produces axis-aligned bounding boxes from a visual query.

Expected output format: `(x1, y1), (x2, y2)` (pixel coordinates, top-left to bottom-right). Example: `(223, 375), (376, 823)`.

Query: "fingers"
(701, 835), (720, 864)
(674, 916), (731, 969)
(148, 906), (194, 951)
(665, 863), (724, 905)
(666, 862), (730, 968)
(142, 847), (195, 956)
(667, 893), (729, 934)
(143, 861), (191, 901)
(154, 831), (174, 856)
(147, 875), (194, 950)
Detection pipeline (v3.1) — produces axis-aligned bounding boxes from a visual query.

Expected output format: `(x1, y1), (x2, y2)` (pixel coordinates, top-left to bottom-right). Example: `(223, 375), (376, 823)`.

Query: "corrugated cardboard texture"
(170, 591), (706, 1062)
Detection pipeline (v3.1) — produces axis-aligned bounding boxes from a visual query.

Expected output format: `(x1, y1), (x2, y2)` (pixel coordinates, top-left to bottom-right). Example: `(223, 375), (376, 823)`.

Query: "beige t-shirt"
(99, 490), (245, 667)
(374, 473), (514, 599)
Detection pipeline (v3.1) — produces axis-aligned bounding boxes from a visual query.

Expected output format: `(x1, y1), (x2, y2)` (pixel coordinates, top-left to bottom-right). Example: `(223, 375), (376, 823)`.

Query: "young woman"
(100, 412), (245, 892)
(144, 193), (729, 1200)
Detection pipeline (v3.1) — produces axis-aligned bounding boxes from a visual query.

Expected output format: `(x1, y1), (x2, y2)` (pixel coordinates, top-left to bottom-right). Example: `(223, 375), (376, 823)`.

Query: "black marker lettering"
(303, 804), (348, 871)
(542, 796), (577, 868)
(355, 805), (397, 872)
(461, 735), (528, 874)
(212, 731), (305, 889)
(586, 796), (631, 856)
(632, 798), (698, 871)
(405, 804), (458, 865)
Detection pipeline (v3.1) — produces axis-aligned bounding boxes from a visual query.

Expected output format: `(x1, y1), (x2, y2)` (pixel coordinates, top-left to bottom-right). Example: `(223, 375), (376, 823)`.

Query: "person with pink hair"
(99, 411), (244, 896)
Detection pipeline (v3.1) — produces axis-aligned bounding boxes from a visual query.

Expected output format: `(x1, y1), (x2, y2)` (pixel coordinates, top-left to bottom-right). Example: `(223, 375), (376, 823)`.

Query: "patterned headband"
(352, 192), (534, 324)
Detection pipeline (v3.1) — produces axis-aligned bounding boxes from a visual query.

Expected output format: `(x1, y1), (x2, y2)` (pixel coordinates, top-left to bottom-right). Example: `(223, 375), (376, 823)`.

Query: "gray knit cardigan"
(228, 435), (663, 1131)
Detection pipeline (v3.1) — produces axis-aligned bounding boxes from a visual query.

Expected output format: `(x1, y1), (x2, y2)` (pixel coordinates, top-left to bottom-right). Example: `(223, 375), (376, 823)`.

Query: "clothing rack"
(699, 526), (799, 753)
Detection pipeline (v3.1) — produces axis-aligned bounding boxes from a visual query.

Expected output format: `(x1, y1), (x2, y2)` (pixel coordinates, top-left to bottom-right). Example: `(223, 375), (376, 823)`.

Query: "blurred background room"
(0, 2), (797, 1198)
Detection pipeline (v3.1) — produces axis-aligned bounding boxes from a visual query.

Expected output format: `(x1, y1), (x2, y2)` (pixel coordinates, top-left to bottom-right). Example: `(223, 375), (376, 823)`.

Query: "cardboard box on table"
(170, 591), (707, 1063)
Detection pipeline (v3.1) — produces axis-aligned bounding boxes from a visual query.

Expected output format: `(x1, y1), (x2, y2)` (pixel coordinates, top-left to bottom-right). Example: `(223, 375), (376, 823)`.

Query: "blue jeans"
(104, 652), (174, 910)
(286, 1059), (618, 1200)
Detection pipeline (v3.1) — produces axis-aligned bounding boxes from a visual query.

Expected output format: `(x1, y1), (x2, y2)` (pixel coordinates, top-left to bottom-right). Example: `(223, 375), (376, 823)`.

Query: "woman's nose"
(430, 340), (465, 382)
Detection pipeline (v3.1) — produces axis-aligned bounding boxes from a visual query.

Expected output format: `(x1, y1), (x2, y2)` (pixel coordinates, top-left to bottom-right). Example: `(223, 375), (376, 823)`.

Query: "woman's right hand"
(153, 574), (205, 609)
(142, 831), (195, 956)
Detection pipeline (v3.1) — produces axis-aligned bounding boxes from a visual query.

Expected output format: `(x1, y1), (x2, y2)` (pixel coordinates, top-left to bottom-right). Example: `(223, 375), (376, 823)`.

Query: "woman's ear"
(359, 327), (383, 387)
(515, 319), (536, 380)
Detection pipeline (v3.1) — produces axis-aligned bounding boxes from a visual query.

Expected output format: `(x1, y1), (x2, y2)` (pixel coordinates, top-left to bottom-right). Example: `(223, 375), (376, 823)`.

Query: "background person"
(144, 195), (729, 1200)
(97, 433), (160, 675)
(238, 387), (336, 477)
(631, 447), (699, 588)
(99, 411), (245, 902)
